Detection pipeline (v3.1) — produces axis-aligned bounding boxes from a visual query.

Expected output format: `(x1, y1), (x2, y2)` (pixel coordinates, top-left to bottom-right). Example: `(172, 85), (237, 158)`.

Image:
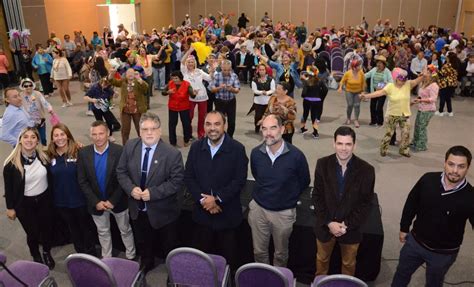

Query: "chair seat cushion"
(276, 267), (294, 285)
(102, 258), (140, 287)
(0, 261), (49, 287)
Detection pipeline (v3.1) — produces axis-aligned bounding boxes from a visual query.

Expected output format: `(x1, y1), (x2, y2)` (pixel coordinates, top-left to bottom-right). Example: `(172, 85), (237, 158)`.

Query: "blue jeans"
(37, 123), (47, 146)
(391, 233), (458, 287)
(152, 66), (165, 90)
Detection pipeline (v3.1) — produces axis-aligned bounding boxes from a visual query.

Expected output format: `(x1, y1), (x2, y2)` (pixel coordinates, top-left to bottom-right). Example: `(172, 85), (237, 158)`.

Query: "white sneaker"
(86, 110), (94, 116)
(448, 112), (454, 117)
(61, 103), (67, 108)
(67, 101), (73, 106)
(435, 111), (443, 116)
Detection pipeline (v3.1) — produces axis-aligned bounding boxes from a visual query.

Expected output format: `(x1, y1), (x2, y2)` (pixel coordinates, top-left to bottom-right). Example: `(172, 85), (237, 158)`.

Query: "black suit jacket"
(184, 134), (248, 230)
(77, 143), (128, 215)
(312, 154), (375, 244)
(116, 138), (184, 229)
(235, 52), (256, 69)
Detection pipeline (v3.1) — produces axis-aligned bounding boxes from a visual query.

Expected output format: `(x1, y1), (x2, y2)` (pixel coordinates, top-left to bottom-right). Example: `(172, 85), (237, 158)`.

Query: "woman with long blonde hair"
(3, 127), (55, 269)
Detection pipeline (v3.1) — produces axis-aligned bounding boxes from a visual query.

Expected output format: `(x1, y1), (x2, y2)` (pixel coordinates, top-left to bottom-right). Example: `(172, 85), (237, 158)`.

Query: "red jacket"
(168, 80), (191, 111)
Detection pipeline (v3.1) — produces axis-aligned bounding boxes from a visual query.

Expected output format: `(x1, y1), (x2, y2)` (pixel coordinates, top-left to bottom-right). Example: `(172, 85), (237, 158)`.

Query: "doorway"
(109, 4), (137, 37)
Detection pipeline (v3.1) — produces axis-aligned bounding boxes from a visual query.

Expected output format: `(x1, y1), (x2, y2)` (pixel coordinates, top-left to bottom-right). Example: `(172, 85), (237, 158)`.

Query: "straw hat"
(374, 55), (387, 63)
(301, 42), (312, 52)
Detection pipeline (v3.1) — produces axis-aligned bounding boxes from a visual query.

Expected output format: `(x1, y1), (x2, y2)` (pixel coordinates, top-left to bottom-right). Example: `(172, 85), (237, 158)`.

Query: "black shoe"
(312, 130), (319, 139)
(300, 127), (308, 134)
(33, 255), (44, 264)
(42, 252), (55, 270)
(369, 122), (376, 126)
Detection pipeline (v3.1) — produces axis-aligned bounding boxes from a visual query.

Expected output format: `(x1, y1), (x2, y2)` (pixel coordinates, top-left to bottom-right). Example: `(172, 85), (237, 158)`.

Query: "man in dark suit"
(77, 120), (136, 260)
(312, 126), (375, 276)
(235, 44), (257, 84)
(116, 112), (184, 273)
(184, 111), (248, 268)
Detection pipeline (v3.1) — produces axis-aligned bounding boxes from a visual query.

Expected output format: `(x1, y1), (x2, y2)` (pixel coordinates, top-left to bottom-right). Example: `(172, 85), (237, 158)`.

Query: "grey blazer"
(116, 138), (184, 229)
(77, 143), (128, 215)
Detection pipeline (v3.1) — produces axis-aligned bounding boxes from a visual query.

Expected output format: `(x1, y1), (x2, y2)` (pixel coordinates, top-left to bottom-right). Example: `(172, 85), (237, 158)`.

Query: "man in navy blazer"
(184, 110), (248, 267)
(116, 112), (184, 273)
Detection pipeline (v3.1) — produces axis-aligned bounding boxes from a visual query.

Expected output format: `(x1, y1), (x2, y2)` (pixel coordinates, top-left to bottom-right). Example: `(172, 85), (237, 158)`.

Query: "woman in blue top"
(32, 44), (54, 97)
(364, 55), (393, 126)
(46, 123), (97, 255)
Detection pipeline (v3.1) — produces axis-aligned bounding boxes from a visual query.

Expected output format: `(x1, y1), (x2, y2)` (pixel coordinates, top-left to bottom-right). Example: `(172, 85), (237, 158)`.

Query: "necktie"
(139, 147), (151, 210)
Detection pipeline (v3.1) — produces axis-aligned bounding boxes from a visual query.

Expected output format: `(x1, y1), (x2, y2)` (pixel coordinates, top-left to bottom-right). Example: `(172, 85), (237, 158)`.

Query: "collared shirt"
(94, 143), (110, 200)
(207, 135), (225, 159)
(211, 71), (240, 101)
(0, 105), (34, 146)
(410, 57), (427, 74)
(265, 141), (285, 164)
(335, 157), (353, 200)
(440, 172), (467, 194)
(141, 142), (158, 174)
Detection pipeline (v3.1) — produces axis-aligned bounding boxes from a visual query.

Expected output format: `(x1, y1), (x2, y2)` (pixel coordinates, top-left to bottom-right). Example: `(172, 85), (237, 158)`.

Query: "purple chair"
(312, 275), (368, 287)
(331, 56), (345, 81)
(65, 253), (145, 287)
(235, 263), (295, 287)
(0, 260), (57, 287)
(166, 247), (230, 287)
(344, 48), (354, 56)
(0, 253), (6, 264)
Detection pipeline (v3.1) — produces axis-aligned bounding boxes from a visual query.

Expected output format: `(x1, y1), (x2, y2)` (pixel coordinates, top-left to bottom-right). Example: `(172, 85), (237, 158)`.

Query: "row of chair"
(1, 248), (368, 286)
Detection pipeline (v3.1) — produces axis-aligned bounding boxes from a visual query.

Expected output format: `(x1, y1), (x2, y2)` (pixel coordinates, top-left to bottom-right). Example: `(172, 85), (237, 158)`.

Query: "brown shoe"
(380, 150), (387, 157)
(400, 152), (411, 158)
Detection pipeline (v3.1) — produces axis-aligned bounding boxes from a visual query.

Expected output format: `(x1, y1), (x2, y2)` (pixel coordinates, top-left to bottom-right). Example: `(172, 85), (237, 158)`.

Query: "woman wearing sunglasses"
(361, 68), (425, 157)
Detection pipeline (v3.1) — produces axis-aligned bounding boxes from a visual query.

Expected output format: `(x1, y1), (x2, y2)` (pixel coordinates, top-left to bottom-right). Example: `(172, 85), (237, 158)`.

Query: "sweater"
(364, 67), (393, 93)
(50, 155), (86, 208)
(400, 172), (474, 253)
(250, 142), (310, 211)
(340, 70), (365, 93)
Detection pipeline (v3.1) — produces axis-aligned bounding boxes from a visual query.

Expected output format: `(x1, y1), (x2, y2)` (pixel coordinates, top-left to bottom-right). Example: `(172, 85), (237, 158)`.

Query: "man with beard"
(248, 114), (310, 267)
(184, 110), (248, 268)
(392, 145), (474, 287)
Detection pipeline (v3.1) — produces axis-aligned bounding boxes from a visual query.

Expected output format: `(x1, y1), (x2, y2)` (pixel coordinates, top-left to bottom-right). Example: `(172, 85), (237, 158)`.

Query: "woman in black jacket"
(3, 127), (55, 269)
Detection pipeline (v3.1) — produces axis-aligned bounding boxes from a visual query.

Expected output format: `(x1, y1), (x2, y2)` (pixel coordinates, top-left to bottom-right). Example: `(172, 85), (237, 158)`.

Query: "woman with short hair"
(364, 55), (393, 126)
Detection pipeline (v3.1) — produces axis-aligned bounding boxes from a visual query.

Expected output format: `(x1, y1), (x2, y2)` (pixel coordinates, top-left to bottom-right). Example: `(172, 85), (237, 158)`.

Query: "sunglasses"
(23, 84), (33, 88)
(396, 75), (408, 81)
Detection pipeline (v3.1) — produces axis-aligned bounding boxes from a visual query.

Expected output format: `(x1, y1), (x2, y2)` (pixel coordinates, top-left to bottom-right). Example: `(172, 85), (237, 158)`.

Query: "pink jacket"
(0, 54), (9, 74)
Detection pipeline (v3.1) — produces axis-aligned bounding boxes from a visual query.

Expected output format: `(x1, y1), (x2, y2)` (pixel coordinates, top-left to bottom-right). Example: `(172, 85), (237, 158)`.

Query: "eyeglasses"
(23, 84), (33, 88)
(140, 127), (160, 133)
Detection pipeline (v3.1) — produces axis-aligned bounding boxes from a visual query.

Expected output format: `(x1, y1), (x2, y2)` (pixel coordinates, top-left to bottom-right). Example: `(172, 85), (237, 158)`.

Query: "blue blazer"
(184, 134), (248, 230)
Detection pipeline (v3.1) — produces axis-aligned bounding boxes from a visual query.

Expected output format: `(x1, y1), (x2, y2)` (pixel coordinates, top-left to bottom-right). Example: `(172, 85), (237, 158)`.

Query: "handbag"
(327, 75), (338, 90)
(49, 112), (61, 126)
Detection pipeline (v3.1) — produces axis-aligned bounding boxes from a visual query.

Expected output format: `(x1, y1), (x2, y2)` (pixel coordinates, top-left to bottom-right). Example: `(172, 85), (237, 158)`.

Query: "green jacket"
(110, 78), (148, 114)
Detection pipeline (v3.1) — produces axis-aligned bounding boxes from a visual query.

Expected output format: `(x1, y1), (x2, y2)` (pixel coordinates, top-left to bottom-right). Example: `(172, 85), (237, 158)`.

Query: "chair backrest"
(344, 48), (354, 55)
(331, 52), (344, 59)
(331, 56), (344, 72)
(65, 253), (116, 287)
(314, 274), (368, 287)
(166, 247), (219, 287)
(0, 260), (50, 287)
(318, 51), (330, 60)
(235, 263), (290, 287)
(0, 253), (6, 265)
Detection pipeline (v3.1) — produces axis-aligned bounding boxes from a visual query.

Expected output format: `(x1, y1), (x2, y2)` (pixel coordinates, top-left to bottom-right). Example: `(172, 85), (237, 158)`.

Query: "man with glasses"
(117, 112), (184, 274)
(63, 34), (76, 63)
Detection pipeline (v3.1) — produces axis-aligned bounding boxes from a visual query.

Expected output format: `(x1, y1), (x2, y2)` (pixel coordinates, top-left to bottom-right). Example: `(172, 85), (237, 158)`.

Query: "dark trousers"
(282, 132), (294, 144)
(169, 109), (192, 145)
(207, 90), (216, 112)
(439, 87), (455, 113)
(57, 206), (97, 255)
(302, 100), (323, 129)
(0, 73), (9, 89)
(370, 96), (386, 125)
(92, 109), (121, 135)
(38, 73), (54, 95)
(193, 224), (237, 270)
(121, 112), (141, 145)
(133, 211), (178, 267)
(391, 233), (457, 287)
(254, 104), (268, 133)
(237, 66), (251, 83)
(16, 192), (54, 257)
(215, 98), (236, 137)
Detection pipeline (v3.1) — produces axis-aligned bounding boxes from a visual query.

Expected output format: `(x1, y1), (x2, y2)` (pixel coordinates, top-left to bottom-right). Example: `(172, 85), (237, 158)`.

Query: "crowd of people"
(1, 10), (474, 287)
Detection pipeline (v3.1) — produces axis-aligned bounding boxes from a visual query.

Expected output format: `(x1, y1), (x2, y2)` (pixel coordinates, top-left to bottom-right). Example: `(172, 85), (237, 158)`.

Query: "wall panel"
(326, 0), (343, 28)
(190, 0), (206, 26)
(240, 0), (256, 27)
(255, 0), (272, 27)
(400, 0), (420, 27)
(364, 0), (382, 31)
(273, 0), (290, 23)
(345, 0), (363, 27)
(381, 0), (400, 27)
(206, 0), (222, 17)
(222, 0), (239, 26)
(291, 0), (308, 25)
(418, 0), (439, 28)
(308, 0), (325, 31)
(174, 0), (189, 26)
(438, 0), (458, 29)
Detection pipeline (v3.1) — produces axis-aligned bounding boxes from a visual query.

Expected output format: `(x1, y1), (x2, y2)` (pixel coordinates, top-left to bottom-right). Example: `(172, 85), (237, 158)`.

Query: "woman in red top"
(162, 71), (195, 147)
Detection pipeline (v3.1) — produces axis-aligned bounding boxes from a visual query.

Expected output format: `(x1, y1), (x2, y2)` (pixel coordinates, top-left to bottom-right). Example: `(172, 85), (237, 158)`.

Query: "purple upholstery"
(313, 275), (367, 287)
(331, 56), (344, 72)
(102, 258), (140, 287)
(66, 256), (114, 287)
(0, 260), (49, 287)
(236, 264), (294, 287)
(0, 253), (6, 264)
(167, 250), (227, 286)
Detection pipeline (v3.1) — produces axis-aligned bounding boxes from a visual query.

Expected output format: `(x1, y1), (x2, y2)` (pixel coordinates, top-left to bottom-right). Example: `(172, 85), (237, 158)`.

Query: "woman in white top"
(251, 63), (275, 133)
(3, 127), (55, 269)
(50, 48), (72, 107)
(181, 46), (214, 139)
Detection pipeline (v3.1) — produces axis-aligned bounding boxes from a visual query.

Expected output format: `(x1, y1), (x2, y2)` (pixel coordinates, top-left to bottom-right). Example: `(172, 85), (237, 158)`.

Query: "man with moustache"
(392, 146), (474, 287)
(248, 114), (310, 267)
(312, 126), (375, 276)
(184, 110), (248, 267)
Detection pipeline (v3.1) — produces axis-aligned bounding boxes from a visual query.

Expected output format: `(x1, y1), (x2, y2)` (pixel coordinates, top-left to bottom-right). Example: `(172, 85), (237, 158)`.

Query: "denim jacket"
(267, 59), (302, 89)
